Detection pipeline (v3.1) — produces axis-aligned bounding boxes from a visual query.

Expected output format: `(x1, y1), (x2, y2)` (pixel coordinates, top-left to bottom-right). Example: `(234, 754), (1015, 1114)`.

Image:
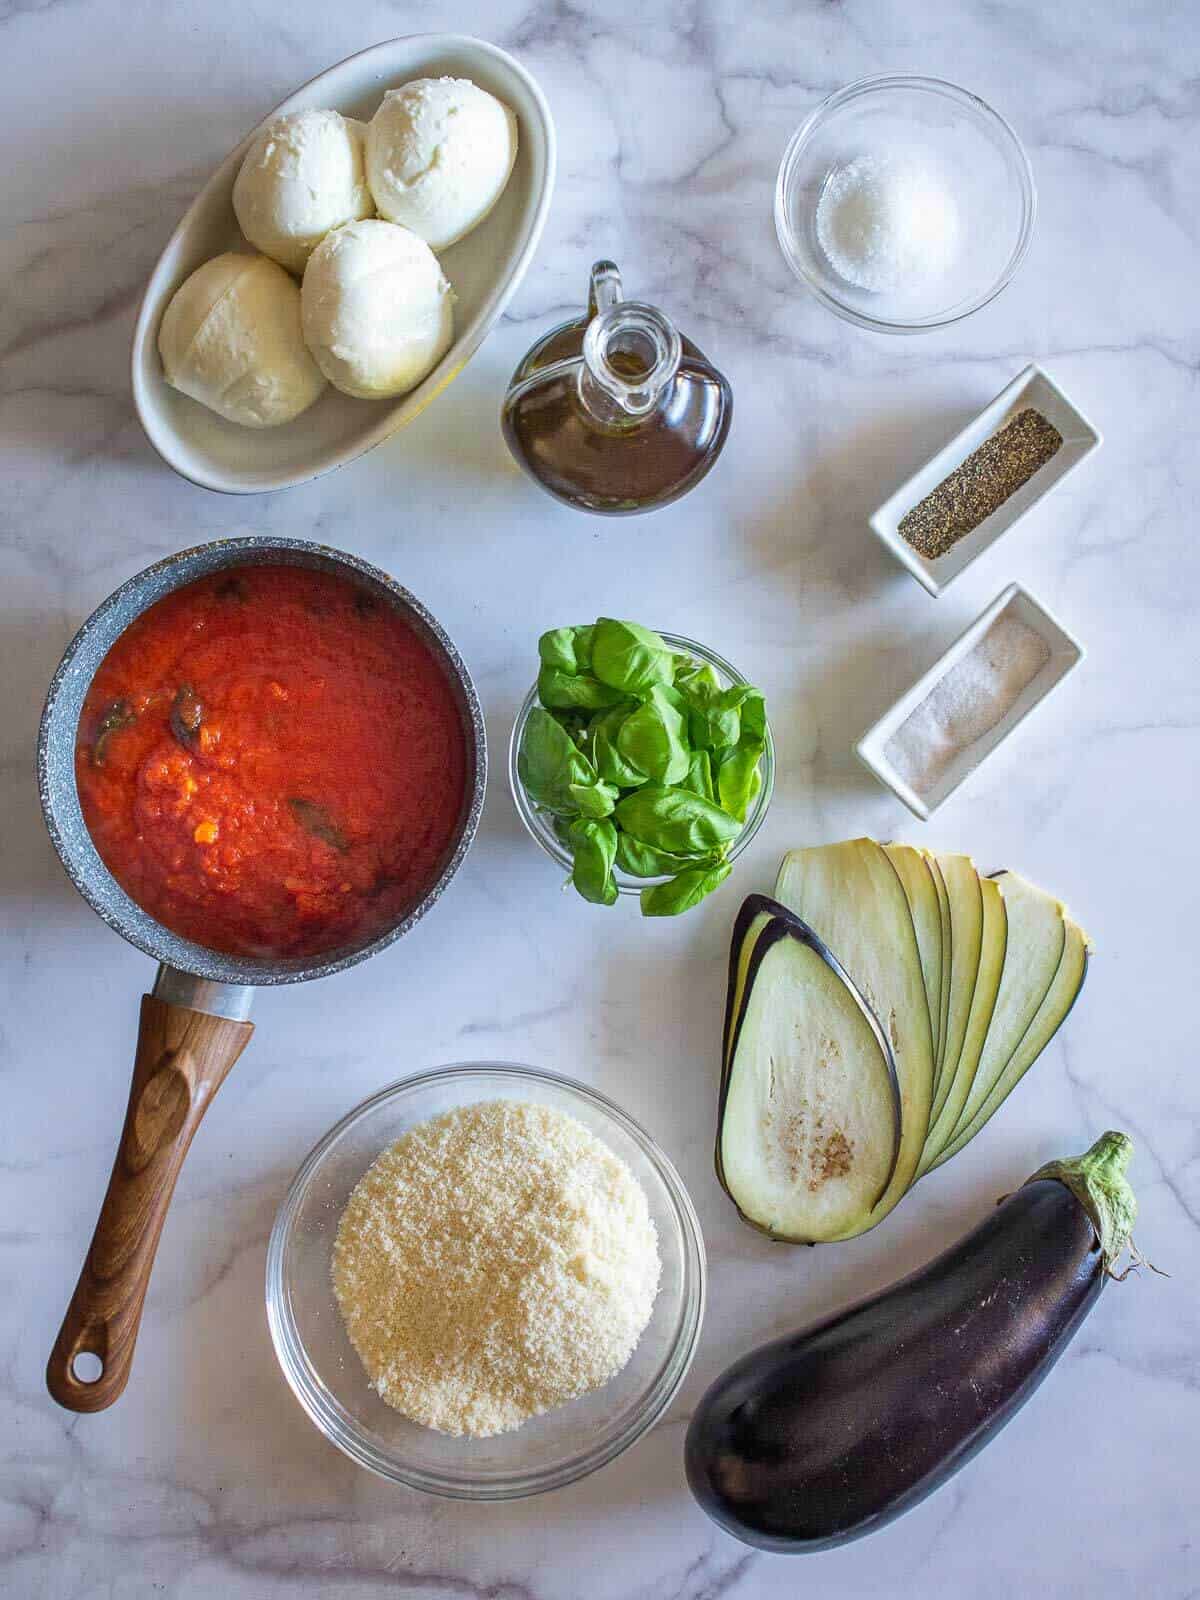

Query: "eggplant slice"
(722, 893), (787, 1081)
(937, 914), (1090, 1165)
(718, 909), (901, 1242)
(884, 844), (945, 1069)
(926, 852), (983, 1128)
(775, 840), (935, 1229)
(922, 849), (954, 1101)
(918, 872), (1008, 1174)
(946, 871), (1067, 1148)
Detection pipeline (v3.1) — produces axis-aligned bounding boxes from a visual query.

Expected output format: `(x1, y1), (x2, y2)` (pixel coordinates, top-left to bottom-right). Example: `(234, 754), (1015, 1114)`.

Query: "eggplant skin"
(685, 1179), (1102, 1553)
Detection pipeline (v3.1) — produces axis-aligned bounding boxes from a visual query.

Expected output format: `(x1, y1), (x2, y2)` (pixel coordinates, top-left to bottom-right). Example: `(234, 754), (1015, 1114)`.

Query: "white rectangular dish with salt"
(856, 584), (1084, 819)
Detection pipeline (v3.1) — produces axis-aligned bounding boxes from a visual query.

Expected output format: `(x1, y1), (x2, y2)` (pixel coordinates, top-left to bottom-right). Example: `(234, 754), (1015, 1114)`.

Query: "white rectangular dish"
(869, 365), (1102, 597)
(855, 583), (1085, 820)
(131, 35), (555, 495)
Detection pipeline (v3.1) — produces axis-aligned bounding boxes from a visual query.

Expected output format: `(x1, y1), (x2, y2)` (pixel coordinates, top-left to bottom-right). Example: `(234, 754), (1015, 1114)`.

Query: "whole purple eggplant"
(685, 1134), (1147, 1552)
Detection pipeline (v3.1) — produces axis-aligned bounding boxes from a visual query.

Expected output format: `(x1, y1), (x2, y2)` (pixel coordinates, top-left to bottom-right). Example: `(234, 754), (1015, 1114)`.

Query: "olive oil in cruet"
(500, 260), (733, 514)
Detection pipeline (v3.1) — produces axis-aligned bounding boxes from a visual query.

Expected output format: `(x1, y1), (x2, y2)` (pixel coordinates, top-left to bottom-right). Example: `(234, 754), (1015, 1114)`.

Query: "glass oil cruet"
(500, 260), (733, 514)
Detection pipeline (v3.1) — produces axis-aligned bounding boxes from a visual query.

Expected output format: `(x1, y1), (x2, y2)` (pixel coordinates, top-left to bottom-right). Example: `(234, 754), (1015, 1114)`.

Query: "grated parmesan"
(331, 1099), (661, 1437)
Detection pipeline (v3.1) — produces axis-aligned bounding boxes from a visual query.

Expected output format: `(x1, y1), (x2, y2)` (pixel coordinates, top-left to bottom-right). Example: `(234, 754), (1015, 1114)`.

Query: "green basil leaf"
(538, 665), (625, 712)
(538, 627), (580, 675)
(615, 834), (720, 879)
(591, 618), (674, 695)
(656, 681), (689, 716)
(616, 684), (691, 784)
(569, 780), (618, 819)
(673, 659), (721, 707)
(717, 738), (764, 823)
(518, 707), (600, 813)
(614, 785), (741, 856)
(568, 817), (618, 905)
(684, 747), (715, 803)
(690, 685), (766, 751)
(691, 701), (739, 751)
(640, 859), (733, 917)
(591, 704), (647, 788)
(572, 624), (595, 671)
(718, 684), (766, 742)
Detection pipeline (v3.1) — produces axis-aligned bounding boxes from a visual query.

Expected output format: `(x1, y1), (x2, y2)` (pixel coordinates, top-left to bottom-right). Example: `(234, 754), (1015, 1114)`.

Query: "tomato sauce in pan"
(75, 564), (469, 961)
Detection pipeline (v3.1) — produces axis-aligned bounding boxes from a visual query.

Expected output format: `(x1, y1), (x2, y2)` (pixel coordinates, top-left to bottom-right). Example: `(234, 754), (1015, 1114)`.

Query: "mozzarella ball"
(366, 77), (517, 250)
(300, 219), (454, 400)
(233, 109), (374, 275)
(158, 252), (326, 427)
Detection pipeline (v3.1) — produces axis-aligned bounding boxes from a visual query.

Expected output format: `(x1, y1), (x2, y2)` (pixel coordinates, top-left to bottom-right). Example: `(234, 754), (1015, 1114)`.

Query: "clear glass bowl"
(508, 631), (774, 895)
(265, 1063), (706, 1499)
(775, 74), (1036, 333)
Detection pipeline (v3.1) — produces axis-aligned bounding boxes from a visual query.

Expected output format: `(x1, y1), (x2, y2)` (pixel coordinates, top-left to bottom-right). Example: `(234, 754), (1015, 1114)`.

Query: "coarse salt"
(816, 152), (961, 294)
(884, 614), (1051, 796)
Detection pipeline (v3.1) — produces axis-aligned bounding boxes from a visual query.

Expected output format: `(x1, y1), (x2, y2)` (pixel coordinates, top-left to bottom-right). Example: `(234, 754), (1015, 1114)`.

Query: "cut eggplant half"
(918, 873), (1008, 1174)
(775, 840), (935, 1227)
(946, 871), (1067, 1148)
(717, 914), (902, 1242)
(926, 853), (983, 1128)
(884, 844), (944, 1070)
(937, 915), (1090, 1165)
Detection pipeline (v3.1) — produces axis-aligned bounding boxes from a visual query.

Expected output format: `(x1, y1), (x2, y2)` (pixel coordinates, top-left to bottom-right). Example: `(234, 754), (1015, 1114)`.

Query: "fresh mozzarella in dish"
(301, 219), (454, 399)
(233, 109), (374, 275)
(157, 252), (326, 427)
(366, 77), (517, 250)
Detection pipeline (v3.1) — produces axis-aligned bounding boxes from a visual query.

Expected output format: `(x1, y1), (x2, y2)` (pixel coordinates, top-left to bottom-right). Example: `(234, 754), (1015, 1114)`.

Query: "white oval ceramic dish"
(131, 36), (556, 494)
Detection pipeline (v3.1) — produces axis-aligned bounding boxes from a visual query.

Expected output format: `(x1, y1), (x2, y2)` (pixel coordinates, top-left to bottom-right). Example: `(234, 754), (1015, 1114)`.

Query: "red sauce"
(75, 564), (468, 961)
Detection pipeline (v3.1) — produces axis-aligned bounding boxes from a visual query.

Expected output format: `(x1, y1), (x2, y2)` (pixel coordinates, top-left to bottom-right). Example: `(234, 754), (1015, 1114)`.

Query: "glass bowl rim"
(265, 1060), (707, 1499)
(774, 72), (1037, 335)
(508, 629), (776, 893)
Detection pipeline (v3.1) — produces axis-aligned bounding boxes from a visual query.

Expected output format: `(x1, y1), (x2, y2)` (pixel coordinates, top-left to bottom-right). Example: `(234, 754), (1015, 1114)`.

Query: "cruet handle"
(588, 260), (623, 318)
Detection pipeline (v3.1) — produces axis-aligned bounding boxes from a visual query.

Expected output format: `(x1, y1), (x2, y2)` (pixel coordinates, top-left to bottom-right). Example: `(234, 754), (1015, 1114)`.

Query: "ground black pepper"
(899, 407), (1064, 560)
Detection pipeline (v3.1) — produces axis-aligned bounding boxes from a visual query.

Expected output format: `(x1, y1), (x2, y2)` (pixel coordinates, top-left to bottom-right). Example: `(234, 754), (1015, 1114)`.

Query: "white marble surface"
(3, 2), (1198, 1595)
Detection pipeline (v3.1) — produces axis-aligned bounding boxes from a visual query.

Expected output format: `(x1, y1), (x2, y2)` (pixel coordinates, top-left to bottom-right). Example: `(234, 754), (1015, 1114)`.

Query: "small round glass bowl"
(508, 632), (774, 895)
(775, 74), (1036, 334)
(265, 1063), (706, 1500)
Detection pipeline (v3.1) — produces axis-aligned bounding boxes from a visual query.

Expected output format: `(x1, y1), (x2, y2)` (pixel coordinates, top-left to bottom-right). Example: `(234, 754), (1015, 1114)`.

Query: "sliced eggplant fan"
(716, 840), (1092, 1242)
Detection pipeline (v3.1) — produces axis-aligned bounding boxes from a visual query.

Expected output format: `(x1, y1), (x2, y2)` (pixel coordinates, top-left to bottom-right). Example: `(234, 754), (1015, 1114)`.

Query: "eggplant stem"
(1108, 1240), (1169, 1283)
(1025, 1131), (1157, 1280)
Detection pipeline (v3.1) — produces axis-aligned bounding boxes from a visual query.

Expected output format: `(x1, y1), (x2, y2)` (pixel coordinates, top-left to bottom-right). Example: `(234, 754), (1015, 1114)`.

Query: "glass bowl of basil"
(508, 620), (774, 917)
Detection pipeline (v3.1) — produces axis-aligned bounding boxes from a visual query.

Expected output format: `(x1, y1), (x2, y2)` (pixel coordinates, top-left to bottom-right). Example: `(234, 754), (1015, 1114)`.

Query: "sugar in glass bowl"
(266, 1063), (706, 1499)
(776, 74), (1036, 333)
(509, 631), (774, 895)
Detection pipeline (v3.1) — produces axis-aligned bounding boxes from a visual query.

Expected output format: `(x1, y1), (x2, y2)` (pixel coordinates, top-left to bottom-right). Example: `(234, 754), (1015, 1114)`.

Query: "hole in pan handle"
(45, 968), (255, 1413)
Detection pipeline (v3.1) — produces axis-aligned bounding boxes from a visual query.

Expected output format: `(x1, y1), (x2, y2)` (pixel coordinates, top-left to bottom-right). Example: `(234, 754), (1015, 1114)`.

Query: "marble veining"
(1, 2), (1197, 1597)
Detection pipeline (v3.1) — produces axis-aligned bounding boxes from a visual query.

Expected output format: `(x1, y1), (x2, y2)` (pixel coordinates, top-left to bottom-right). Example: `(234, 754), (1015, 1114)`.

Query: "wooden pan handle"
(46, 994), (254, 1412)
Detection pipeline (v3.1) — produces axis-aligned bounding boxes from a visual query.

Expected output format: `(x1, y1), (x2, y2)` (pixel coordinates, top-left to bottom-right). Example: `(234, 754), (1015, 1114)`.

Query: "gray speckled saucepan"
(39, 536), (486, 1414)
